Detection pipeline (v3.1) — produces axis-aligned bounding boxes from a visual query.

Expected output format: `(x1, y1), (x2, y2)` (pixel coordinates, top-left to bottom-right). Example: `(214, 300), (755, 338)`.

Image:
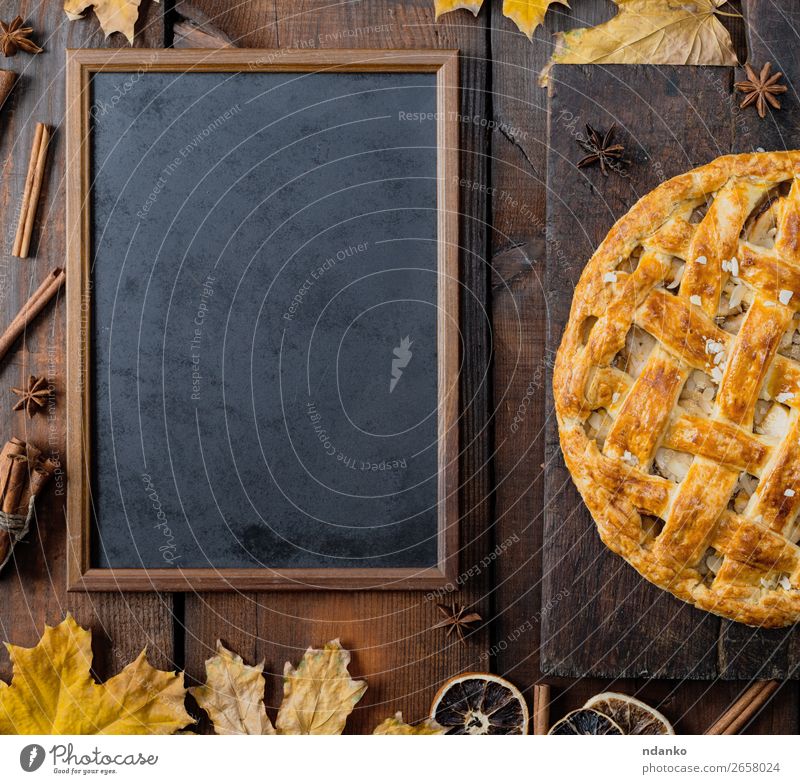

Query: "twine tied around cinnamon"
(0, 439), (56, 573)
(0, 496), (35, 571)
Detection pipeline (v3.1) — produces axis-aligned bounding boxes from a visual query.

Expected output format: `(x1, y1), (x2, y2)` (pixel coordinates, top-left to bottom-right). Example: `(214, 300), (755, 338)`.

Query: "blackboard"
(66, 49), (459, 590)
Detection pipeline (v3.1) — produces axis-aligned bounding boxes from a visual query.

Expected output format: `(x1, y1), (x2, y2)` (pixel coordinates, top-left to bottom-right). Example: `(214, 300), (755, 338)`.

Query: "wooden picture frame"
(65, 48), (460, 591)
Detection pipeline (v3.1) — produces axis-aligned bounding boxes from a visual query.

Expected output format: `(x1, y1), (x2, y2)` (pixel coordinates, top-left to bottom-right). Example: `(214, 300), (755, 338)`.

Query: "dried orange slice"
(584, 692), (674, 735)
(430, 673), (528, 735)
(548, 708), (623, 735)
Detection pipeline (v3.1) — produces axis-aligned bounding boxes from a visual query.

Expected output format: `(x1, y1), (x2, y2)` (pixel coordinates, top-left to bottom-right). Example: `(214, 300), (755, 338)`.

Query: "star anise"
(576, 123), (626, 177)
(432, 603), (482, 645)
(735, 62), (788, 119)
(0, 16), (42, 57)
(11, 375), (49, 417)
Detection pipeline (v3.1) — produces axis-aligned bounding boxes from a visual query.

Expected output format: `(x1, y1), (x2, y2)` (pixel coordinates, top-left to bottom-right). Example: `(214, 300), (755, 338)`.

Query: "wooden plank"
(716, 0), (800, 685)
(738, 0), (800, 154)
(183, 0), (493, 733)
(487, 0), (616, 697)
(0, 2), (175, 681)
(481, 0), (786, 732)
(543, 64), (734, 679)
(173, 1), (236, 49)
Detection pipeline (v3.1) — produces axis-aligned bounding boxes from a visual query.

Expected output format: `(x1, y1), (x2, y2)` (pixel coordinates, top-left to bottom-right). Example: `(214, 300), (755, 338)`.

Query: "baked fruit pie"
(554, 152), (800, 627)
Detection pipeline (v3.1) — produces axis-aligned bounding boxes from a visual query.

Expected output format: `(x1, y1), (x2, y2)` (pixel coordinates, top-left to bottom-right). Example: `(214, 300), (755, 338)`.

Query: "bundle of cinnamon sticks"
(13, 122), (50, 259)
(0, 437), (56, 570)
(705, 681), (780, 735)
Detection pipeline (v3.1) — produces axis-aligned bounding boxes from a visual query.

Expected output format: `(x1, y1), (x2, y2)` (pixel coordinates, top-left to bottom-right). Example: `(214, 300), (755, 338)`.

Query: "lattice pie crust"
(554, 152), (800, 627)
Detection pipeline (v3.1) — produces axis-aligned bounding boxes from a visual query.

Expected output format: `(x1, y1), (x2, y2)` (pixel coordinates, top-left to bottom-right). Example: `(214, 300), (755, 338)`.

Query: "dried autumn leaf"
(63, 0), (159, 44)
(0, 615), (192, 734)
(541, 0), (738, 85)
(503, 0), (569, 39)
(373, 712), (444, 735)
(435, 0), (567, 38)
(276, 639), (366, 735)
(434, 0), (484, 18)
(191, 641), (275, 735)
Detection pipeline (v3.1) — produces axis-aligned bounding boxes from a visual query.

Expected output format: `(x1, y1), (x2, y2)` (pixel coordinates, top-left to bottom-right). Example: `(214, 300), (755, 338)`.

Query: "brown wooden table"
(0, 0), (796, 734)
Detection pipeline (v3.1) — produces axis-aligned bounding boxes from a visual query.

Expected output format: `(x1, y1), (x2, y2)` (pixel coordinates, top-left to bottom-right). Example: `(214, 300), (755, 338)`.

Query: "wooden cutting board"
(542, 57), (800, 679)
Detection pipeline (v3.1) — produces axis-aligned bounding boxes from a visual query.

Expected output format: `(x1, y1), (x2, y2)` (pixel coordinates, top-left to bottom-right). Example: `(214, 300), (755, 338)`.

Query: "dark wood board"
(544, 62), (751, 680)
(713, 0), (800, 682)
(487, 0), (620, 697)
(494, 0), (796, 732)
(532, 0), (800, 734)
(542, 52), (798, 679)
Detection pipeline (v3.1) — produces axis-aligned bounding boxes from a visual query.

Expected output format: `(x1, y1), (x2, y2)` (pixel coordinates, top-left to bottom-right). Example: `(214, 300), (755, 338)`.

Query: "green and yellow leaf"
(373, 712), (444, 735)
(541, 0), (738, 85)
(0, 615), (192, 735)
(191, 641), (275, 736)
(276, 639), (366, 735)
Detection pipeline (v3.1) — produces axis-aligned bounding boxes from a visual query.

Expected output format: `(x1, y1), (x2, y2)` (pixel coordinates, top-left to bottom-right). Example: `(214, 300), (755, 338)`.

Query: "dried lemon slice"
(548, 708), (623, 735)
(584, 692), (674, 735)
(430, 673), (528, 735)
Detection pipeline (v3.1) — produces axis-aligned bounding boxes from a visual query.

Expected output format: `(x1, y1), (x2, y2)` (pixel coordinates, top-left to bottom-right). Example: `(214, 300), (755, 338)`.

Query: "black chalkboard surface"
(66, 49), (459, 590)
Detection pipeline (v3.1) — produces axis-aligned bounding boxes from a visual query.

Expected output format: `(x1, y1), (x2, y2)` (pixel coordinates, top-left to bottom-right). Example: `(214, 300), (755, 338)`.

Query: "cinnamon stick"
(0, 267), (65, 364)
(13, 122), (50, 258)
(705, 681), (779, 735)
(0, 438), (27, 565)
(2, 437), (30, 515)
(13, 124), (43, 257)
(16, 456), (56, 515)
(533, 684), (551, 735)
(10, 441), (41, 515)
(0, 440), (55, 568)
(0, 70), (15, 109)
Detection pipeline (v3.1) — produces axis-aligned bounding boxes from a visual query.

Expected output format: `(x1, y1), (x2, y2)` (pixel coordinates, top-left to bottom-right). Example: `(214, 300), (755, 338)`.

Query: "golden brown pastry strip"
(655, 460), (739, 567)
(716, 298), (792, 426)
(604, 348), (686, 467)
(774, 179), (800, 262)
(747, 413), (800, 536)
(711, 510), (800, 580)
(681, 180), (766, 315)
(738, 244), (800, 306)
(663, 415), (771, 475)
(560, 428), (672, 519)
(635, 288), (730, 370)
(645, 215), (695, 257)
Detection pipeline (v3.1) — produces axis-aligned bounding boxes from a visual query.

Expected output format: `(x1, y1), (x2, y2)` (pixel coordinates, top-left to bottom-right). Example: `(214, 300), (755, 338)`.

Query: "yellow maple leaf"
(503, 0), (569, 39)
(276, 639), (366, 735)
(190, 641), (275, 735)
(541, 0), (738, 84)
(373, 712), (444, 735)
(0, 615), (192, 735)
(64, 0), (159, 44)
(435, 0), (567, 38)
(434, 0), (484, 18)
